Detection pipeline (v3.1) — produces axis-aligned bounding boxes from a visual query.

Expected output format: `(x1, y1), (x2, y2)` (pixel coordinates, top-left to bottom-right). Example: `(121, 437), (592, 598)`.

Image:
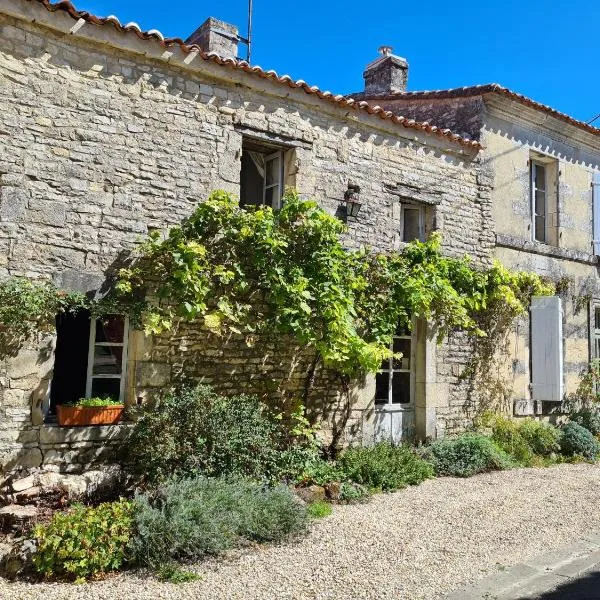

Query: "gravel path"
(2, 463), (600, 600)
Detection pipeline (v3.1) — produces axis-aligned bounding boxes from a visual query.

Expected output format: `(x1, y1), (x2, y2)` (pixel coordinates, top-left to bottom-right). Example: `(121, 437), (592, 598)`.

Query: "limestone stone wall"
(0, 3), (492, 469)
(482, 113), (600, 415)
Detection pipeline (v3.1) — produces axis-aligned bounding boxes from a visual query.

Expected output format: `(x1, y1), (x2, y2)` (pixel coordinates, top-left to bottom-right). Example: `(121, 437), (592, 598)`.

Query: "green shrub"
(518, 419), (560, 456)
(156, 563), (202, 583)
(423, 433), (514, 477)
(569, 410), (600, 437)
(337, 442), (434, 491)
(296, 458), (344, 486)
(32, 499), (133, 582)
(126, 385), (318, 484)
(559, 422), (600, 460)
(489, 416), (534, 465)
(307, 500), (332, 519)
(131, 477), (307, 569)
(338, 482), (371, 503)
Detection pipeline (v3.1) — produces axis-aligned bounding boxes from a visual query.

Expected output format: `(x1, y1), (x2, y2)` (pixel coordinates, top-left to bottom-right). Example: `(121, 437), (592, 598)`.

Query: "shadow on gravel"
(523, 569), (600, 600)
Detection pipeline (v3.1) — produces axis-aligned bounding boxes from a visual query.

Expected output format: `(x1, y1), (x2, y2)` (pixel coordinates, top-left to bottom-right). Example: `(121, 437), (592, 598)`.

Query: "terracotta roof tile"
(25, 0), (482, 150)
(354, 84), (600, 139)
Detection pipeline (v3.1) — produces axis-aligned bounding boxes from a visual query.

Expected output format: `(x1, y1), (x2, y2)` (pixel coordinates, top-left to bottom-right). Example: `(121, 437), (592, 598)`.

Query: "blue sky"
(83, 0), (600, 124)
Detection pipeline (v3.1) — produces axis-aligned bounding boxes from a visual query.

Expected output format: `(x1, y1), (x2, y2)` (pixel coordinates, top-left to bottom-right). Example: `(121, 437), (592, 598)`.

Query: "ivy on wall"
(115, 190), (554, 377)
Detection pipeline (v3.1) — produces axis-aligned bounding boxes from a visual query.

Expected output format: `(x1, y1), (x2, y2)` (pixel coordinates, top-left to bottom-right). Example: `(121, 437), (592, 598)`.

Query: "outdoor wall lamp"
(344, 183), (362, 218)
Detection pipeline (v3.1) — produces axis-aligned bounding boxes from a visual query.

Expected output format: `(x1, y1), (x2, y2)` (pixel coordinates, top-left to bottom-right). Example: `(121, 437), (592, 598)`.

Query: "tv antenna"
(237, 0), (253, 62)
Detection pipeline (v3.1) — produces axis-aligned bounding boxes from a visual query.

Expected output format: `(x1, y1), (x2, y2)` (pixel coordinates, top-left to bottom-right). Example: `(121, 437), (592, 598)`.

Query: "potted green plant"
(56, 397), (124, 427)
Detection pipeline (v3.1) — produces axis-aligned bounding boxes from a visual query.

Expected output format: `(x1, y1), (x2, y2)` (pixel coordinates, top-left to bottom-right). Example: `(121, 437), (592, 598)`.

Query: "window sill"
(496, 234), (597, 265)
(374, 404), (414, 412)
(39, 422), (132, 445)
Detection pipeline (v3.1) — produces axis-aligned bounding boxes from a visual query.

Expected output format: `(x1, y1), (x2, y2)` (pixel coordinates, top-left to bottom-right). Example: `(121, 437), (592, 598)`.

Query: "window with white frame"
(86, 315), (129, 401)
(50, 311), (129, 412)
(531, 161), (547, 243)
(530, 155), (559, 245)
(401, 203), (425, 243)
(593, 306), (600, 360)
(375, 325), (413, 406)
(240, 139), (285, 209)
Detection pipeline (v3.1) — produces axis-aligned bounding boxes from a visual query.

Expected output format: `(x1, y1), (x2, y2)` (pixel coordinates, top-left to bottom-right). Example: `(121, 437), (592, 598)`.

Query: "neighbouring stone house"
(357, 50), (600, 418)
(0, 0), (594, 475)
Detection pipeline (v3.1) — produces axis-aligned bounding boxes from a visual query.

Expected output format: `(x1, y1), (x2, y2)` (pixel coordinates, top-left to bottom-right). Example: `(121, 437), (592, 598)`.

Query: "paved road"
(443, 533), (600, 600)
(531, 566), (600, 599)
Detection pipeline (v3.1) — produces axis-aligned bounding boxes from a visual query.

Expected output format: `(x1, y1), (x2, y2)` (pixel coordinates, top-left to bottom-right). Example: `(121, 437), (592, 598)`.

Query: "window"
(240, 139), (285, 209)
(50, 311), (129, 411)
(530, 155), (559, 245)
(594, 306), (600, 359)
(531, 161), (547, 243)
(86, 315), (129, 401)
(401, 203), (425, 242)
(375, 325), (413, 406)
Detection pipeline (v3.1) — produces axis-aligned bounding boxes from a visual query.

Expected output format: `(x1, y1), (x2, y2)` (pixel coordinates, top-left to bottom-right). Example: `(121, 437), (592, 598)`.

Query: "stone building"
(0, 0), (594, 474)
(357, 49), (600, 418)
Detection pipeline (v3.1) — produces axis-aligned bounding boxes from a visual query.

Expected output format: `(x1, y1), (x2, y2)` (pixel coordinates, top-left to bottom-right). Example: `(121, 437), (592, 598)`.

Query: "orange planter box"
(56, 405), (124, 427)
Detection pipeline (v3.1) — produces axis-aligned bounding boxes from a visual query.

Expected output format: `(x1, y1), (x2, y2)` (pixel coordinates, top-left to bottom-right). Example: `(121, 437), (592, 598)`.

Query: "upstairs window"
(240, 139), (285, 209)
(401, 203), (425, 243)
(375, 325), (413, 406)
(531, 161), (547, 243)
(594, 305), (600, 359)
(530, 154), (559, 245)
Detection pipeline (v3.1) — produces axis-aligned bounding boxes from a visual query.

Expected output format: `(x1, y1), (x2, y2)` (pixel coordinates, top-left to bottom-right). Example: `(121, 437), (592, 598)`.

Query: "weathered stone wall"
(0, 3), (492, 468)
(482, 109), (600, 415)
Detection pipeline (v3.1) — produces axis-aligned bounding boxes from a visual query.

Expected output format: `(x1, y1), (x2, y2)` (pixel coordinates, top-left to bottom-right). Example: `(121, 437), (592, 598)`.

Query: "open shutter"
(530, 296), (563, 402)
(593, 173), (600, 255)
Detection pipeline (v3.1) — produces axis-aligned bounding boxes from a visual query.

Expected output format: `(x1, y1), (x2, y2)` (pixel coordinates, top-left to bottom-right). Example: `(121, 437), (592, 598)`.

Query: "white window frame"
(531, 160), (547, 243)
(85, 315), (129, 402)
(375, 327), (415, 410)
(400, 203), (425, 243)
(263, 150), (284, 209)
(593, 305), (600, 360)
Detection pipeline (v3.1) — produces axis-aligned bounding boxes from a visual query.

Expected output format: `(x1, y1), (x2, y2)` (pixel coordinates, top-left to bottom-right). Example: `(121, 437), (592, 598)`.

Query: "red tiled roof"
(25, 0), (482, 150)
(355, 84), (600, 139)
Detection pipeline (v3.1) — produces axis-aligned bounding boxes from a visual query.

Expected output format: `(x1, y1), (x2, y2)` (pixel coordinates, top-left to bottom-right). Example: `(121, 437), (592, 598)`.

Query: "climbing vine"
(115, 190), (553, 377)
(0, 278), (86, 345)
(0, 277), (143, 355)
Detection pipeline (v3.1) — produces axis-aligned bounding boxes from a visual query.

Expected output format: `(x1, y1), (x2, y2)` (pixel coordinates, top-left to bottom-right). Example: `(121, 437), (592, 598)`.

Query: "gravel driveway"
(2, 463), (600, 600)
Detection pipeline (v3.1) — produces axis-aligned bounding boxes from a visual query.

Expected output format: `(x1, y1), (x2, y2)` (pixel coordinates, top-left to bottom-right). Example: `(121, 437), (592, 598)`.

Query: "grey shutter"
(593, 173), (600, 255)
(530, 296), (563, 402)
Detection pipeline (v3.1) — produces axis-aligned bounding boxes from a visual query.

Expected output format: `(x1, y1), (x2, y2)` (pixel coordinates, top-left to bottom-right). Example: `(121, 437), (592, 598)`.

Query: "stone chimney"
(185, 17), (239, 58)
(363, 46), (408, 95)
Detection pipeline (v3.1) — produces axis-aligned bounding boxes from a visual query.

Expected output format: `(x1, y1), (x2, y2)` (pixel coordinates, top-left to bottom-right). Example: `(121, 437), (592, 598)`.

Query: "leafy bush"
(296, 458), (344, 486)
(569, 410), (600, 437)
(488, 416), (534, 465)
(127, 385), (318, 484)
(131, 477), (307, 569)
(32, 499), (133, 581)
(518, 419), (560, 456)
(337, 442), (434, 491)
(559, 422), (600, 460)
(422, 433), (514, 477)
(338, 482), (371, 503)
(307, 500), (332, 519)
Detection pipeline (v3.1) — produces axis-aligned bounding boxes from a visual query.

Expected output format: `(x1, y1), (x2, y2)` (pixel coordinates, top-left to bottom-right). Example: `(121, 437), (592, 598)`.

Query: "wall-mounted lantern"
(344, 183), (362, 218)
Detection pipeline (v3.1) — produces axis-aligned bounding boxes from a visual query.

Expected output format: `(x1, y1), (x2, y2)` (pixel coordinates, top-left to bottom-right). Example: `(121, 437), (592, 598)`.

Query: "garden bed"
(2, 463), (600, 599)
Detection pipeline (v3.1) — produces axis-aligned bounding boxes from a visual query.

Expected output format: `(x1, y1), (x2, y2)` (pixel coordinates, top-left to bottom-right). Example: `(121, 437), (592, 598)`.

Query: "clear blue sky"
(83, 0), (600, 124)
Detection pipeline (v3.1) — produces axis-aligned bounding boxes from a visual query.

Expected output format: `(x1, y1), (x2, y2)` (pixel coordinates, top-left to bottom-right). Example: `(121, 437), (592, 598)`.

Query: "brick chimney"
(185, 17), (239, 58)
(363, 46), (408, 95)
